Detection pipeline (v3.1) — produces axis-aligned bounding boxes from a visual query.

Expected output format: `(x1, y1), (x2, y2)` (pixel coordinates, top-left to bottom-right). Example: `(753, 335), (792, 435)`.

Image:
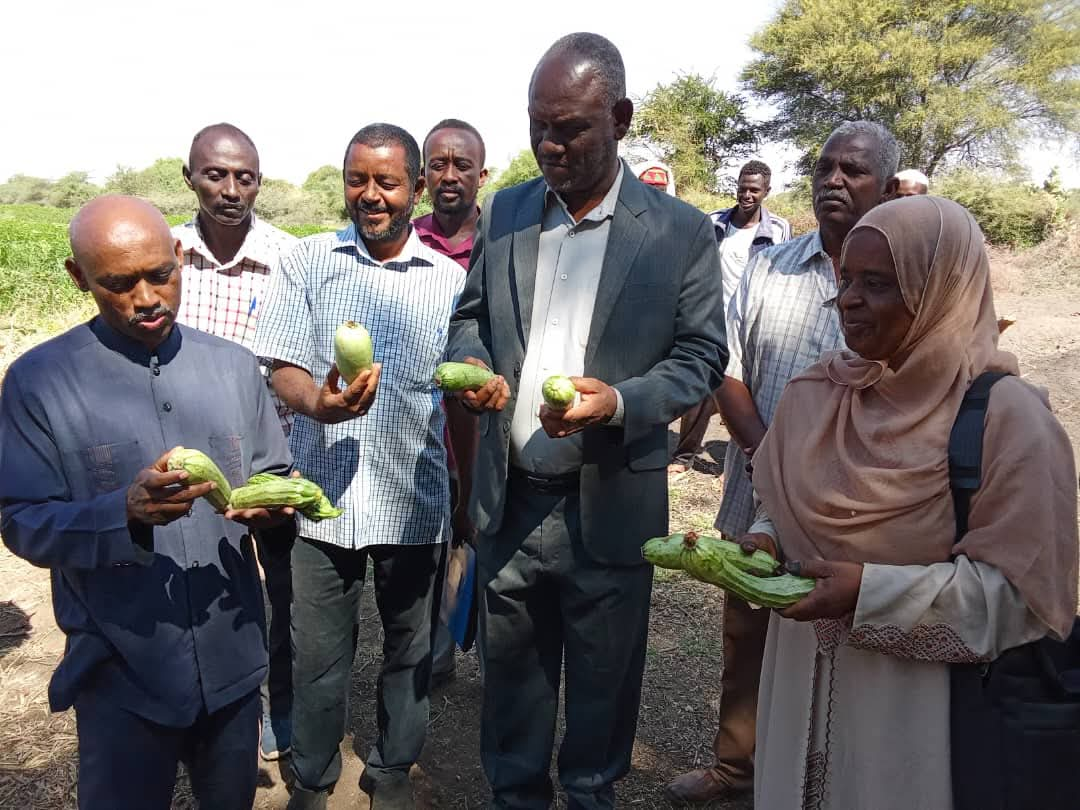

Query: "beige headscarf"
(753, 195), (1077, 636)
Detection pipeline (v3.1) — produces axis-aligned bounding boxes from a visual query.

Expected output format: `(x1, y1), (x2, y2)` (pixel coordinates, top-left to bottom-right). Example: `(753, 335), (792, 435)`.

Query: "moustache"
(816, 191), (851, 207)
(129, 307), (172, 326)
(437, 185), (465, 196)
(356, 203), (390, 216)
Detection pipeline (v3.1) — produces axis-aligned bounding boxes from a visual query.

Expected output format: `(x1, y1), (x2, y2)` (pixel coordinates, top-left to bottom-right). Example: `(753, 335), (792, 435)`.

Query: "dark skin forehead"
(529, 51), (608, 114)
(69, 196), (176, 277)
(738, 173), (768, 189)
(819, 132), (879, 174)
(189, 129), (260, 173)
(424, 128), (484, 163)
(345, 142), (412, 181)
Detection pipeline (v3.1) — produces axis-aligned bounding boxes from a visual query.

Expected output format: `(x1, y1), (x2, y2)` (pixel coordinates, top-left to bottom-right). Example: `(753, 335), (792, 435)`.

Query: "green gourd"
(642, 530), (814, 608)
(334, 321), (374, 385)
(166, 447), (232, 513)
(433, 361), (494, 392)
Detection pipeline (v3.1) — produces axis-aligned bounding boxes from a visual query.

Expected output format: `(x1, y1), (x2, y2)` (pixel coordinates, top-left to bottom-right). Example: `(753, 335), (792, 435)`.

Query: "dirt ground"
(2, 274), (1080, 809)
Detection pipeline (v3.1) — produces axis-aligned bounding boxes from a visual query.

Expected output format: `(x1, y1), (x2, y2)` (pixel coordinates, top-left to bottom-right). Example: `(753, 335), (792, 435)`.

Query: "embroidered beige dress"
(753, 556), (1049, 810)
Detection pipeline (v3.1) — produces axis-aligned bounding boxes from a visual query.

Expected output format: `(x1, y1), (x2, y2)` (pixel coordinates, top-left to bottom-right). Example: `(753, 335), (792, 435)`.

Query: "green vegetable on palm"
(542, 375), (576, 409)
(642, 531), (814, 608)
(334, 321), (374, 384)
(166, 447), (232, 513)
(230, 474), (343, 521)
(434, 361), (494, 392)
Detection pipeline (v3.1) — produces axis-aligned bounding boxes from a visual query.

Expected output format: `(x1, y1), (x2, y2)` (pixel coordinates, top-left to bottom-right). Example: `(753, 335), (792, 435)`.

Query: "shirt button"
(152, 366), (161, 376)
(191, 561), (199, 568)
(163, 402), (172, 412)
(560, 274), (568, 280)
(568, 230), (576, 238)
(552, 318), (559, 326)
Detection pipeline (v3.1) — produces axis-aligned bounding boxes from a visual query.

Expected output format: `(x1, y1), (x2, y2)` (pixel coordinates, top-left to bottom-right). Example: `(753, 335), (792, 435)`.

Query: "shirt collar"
(333, 223), (434, 270)
(412, 211), (477, 255)
(545, 160), (625, 223)
(90, 316), (183, 365)
(711, 205), (778, 243)
(176, 213), (277, 270)
(798, 230), (829, 266)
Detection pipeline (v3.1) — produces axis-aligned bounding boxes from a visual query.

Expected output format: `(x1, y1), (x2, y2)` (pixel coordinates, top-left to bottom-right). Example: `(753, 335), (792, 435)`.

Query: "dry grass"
(0, 549), (77, 810)
(0, 304), (94, 392)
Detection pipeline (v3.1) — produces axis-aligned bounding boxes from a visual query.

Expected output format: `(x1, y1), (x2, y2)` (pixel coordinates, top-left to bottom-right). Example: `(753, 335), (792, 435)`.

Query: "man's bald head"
(69, 195), (176, 274)
(66, 195), (183, 350)
(188, 123), (259, 171)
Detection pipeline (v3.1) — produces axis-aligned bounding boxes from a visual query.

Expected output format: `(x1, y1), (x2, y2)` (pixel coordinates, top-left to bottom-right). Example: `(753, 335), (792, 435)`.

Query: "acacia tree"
(627, 74), (758, 194)
(47, 172), (99, 208)
(742, 0), (1079, 176)
(486, 149), (542, 193)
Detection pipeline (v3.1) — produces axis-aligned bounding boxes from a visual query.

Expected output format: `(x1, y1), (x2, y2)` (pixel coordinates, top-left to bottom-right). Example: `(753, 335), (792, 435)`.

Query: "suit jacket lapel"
(586, 176), (648, 366)
(511, 182), (545, 349)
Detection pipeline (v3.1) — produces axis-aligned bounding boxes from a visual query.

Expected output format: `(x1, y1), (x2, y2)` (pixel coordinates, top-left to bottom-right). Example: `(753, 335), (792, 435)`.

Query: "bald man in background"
(884, 168), (930, 199)
(0, 195), (293, 809)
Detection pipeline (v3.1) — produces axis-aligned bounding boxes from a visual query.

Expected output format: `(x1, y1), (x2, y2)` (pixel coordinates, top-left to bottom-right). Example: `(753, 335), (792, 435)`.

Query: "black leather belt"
(509, 466), (581, 496)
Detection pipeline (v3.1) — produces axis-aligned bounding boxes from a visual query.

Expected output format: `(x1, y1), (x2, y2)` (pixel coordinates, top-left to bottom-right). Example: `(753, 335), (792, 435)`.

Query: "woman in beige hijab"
(744, 195), (1077, 810)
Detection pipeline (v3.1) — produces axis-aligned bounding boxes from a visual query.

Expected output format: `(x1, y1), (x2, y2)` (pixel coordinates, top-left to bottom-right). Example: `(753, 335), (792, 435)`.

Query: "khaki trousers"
(713, 594), (771, 787)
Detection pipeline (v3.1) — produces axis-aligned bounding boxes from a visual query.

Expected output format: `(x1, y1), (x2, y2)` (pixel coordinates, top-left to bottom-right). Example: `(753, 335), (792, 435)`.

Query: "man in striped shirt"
(254, 123), (466, 810)
(665, 121), (899, 804)
(173, 122), (298, 762)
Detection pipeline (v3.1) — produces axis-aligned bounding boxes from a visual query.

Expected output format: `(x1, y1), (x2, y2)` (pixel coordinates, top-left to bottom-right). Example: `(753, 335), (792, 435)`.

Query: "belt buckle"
(528, 474), (556, 494)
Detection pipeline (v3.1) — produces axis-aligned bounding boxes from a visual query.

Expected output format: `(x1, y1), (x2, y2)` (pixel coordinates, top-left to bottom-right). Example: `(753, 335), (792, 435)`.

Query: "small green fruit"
(334, 321), (373, 384)
(542, 375), (576, 409)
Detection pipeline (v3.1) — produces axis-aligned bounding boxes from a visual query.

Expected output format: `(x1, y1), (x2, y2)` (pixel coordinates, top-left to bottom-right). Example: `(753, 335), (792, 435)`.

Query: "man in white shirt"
(669, 160), (789, 475)
(173, 123), (299, 762)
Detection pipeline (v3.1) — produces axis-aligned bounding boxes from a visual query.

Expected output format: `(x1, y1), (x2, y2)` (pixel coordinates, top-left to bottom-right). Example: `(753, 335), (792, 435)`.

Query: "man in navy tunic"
(0, 195), (294, 810)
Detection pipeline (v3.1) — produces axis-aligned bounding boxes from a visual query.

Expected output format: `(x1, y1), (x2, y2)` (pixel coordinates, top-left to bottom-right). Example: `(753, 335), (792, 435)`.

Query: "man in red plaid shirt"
(173, 122), (298, 762)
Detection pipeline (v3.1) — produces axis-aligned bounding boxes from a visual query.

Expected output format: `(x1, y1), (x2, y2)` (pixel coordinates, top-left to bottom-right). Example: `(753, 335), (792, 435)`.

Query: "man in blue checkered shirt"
(253, 123), (466, 810)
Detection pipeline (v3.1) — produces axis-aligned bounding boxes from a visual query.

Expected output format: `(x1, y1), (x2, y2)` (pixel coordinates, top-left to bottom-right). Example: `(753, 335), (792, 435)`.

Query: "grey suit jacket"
(446, 170), (728, 567)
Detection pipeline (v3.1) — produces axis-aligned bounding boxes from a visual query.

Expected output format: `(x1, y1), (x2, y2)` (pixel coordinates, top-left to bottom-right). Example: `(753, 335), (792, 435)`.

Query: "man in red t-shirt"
(413, 119), (488, 687)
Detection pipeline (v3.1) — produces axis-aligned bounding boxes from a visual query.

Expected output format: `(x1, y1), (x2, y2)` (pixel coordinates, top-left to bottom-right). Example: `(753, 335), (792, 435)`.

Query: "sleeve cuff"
(96, 488), (154, 567)
(606, 387), (625, 427)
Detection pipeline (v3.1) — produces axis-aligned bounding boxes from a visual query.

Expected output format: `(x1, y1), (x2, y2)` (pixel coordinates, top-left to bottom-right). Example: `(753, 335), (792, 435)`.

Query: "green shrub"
(934, 171), (1059, 248)
(764, 187), (816, 237)
(283, 224), (335, 239)
(0, 204), (76, 224)
(681, 190), (734, 216)
(0, 220), (90, 323)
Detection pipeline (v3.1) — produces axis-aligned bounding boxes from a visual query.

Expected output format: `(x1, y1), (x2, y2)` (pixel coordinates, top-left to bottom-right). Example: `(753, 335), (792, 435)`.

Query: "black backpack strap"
(949, 371), (1011, 542)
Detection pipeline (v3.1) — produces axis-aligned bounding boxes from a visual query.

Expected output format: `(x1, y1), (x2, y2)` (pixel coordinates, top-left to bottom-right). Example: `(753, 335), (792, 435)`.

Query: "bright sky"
(2, 0), (1076, 190)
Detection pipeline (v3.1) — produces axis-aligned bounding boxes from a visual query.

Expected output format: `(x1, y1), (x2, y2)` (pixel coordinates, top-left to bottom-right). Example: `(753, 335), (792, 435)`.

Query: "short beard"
(543, 139), (619, 196)
(353, 205), (413, 244)
(433, 193), (471, 217)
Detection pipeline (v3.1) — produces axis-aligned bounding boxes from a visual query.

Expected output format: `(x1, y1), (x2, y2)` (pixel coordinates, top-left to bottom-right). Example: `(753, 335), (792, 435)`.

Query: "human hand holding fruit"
(539, 375), (618, 438)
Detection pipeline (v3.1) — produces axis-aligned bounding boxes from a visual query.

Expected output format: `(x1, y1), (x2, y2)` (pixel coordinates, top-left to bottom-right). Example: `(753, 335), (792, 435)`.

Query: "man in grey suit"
(445, 32), (728, 810)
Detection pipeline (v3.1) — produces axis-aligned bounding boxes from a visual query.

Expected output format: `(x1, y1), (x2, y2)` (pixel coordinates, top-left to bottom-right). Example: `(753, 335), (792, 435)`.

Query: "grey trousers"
(288, 537), (444, 794)
(479, 477), (654, 810)
(253, 520), (295, 726)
